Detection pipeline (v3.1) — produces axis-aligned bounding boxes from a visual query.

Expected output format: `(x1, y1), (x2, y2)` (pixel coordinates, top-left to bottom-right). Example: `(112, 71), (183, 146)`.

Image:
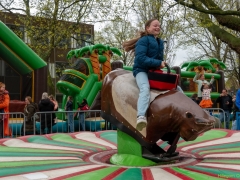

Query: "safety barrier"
(0, 112), (25, 138)
(235, 112), (240, 130)
(1, 108), (234, 138)
(1, 110), (116, 138)
(204, 108), (226, 129)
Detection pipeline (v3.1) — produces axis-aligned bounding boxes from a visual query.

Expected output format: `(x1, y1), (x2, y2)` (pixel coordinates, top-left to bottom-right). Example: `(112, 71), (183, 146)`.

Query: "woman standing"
(49, 95), (59, 111)
(49, 95), (58, 123)
(0, 82), (11, 138)
(123, 19), (166, 131)
(65, 96), (74, 133)
(22, 96), (38, 135)
(39, 92), (55, 134)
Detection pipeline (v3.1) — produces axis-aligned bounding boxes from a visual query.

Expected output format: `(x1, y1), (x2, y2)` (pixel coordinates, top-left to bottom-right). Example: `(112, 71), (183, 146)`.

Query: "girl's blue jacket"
(133, 35), (164, 77)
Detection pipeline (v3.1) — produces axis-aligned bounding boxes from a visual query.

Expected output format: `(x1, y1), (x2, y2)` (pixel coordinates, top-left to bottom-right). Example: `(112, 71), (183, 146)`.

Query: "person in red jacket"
(0, 82), (12, 138)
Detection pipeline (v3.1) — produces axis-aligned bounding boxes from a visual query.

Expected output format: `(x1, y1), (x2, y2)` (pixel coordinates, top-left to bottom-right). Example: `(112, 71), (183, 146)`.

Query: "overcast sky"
(174, 49), (188, 66)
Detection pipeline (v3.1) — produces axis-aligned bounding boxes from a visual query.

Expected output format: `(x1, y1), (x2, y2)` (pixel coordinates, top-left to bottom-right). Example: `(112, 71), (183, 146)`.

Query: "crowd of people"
(191, 73), (238, 130)
(0, 84), (89, 138)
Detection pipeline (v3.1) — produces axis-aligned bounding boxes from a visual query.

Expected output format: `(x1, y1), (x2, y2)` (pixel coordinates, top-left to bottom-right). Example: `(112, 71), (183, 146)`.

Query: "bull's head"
(179, 111), (215, 141)
(146, 90), (215, 143)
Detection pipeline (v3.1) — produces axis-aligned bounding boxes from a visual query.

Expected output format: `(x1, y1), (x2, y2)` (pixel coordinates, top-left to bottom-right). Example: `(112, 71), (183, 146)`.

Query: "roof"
(0, 21), (46, 74)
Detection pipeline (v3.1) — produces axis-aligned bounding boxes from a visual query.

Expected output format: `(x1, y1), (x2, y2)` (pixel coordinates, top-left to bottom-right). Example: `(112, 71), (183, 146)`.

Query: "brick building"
(0, 12), (94, 105)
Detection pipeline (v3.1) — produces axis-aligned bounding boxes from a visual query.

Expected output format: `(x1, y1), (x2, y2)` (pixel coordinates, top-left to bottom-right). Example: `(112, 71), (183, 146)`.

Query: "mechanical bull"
(101, 69), (215, 161)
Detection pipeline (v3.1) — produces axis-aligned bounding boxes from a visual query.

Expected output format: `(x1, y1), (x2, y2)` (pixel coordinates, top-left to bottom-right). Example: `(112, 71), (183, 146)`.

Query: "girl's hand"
(160, 61), (166, 69)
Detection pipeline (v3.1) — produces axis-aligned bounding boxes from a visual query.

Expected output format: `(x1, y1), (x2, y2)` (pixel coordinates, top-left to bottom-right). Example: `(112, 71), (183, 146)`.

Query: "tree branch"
(174, 0), (240, 16)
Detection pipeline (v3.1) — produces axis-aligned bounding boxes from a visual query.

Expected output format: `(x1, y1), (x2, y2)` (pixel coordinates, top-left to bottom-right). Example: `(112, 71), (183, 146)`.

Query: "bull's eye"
(186, 112), (193, 118)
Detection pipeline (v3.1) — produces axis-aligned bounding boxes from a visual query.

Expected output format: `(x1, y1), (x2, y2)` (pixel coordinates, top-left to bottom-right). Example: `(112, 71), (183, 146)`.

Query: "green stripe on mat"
(199, 147), (240, 155)
(177, 130), (227, 147)
(0, 162), (88, 177)
(27, 136), (98, 151)
(185, 165), (240, 179)
(171, 167), (225, 180)
(100, 131), (117, 144)
(0, 160), (82, 168)
(0, 151), (82, 157)
(66, 166), (120, 180)
(0, 146), (82, 155)
(114, 168), (142, 180)
(202, 159), (240, 164)
(158, 141), (169, 149)
(51, 134), (107, 150)
(192, 143), (240, 153)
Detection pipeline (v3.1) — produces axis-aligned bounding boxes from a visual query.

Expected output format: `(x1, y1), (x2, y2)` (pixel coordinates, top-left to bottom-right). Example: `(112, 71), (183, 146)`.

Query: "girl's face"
(146, 20), (161, 36)
(0, 85), (5, 92)
(203, 84), (209, 89)
(25, 98), (30, 104)
(199, 74), (205, 80)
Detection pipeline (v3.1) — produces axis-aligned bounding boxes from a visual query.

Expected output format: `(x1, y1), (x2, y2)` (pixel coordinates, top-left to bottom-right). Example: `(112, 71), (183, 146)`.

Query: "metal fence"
(235, 112), (240, 130)
(203, 108), (226, 129)
(0, 110), (116, 138)
(0, 112), (25, 138)
(0, 108), (234, 139)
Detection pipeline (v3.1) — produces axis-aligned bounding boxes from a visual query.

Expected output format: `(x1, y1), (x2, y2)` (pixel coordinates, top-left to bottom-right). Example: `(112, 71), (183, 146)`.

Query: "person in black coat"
(191, 93), (200, 105)
(65, 96), (74, 132)
(38, 92), (55, 134)
(215, 89), (233, 129)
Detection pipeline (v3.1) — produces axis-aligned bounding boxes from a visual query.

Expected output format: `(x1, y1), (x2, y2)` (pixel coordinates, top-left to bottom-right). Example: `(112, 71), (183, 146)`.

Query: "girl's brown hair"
(122, 19), (159, 53)
(49, 95), (55, 100)
(25, 96), (32, 103)
(0, 82), (5, 88)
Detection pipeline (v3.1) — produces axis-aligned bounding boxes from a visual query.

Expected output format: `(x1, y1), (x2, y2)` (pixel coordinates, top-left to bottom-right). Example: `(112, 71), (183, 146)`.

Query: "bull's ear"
(186, 112), (193, 118)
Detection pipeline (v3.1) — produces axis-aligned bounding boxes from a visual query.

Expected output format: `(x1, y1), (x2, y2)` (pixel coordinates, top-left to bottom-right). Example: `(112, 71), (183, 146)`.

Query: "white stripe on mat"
(0, 164), (104, 180)
(204, 153), (240, 158)
(0, 156), (80, 162)
(150, 168), (182, 180)
(3, 139), (89, 153)
(75, 132), (117, 149)
(181, 132), (240, 151)
(196, 163), (240, 170)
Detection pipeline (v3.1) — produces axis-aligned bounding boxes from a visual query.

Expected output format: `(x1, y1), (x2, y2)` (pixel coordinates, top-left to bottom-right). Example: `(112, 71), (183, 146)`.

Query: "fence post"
(236, 112), (240, 130)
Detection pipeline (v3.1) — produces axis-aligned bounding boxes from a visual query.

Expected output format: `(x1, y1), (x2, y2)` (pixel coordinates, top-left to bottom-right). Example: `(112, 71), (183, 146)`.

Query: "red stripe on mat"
(102, 168), (127, 180)
(51, 166), (107, 180)
(163, 167), (193, 180)
(142, 168), (154, 180)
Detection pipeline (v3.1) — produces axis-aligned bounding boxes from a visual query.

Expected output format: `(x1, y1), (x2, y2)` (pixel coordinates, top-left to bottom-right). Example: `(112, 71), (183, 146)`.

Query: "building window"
(24, 30), (31, 44)
(56, 61), (71, 78)
(0, 60), (20, 100)
(57, 35), (71, 48)
(71, 34), (93, 48)
(6, 24), (24, 40)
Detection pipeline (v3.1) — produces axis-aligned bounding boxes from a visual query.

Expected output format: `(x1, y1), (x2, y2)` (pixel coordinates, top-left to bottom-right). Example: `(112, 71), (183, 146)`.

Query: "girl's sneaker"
(136, 116), (147, 131)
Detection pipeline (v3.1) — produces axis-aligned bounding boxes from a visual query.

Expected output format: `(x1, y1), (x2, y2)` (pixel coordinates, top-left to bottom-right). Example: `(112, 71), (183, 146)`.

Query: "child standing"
(65, 96), (74, 133)
(77, 99), (89, 131)
(199, 83), (213, 108)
